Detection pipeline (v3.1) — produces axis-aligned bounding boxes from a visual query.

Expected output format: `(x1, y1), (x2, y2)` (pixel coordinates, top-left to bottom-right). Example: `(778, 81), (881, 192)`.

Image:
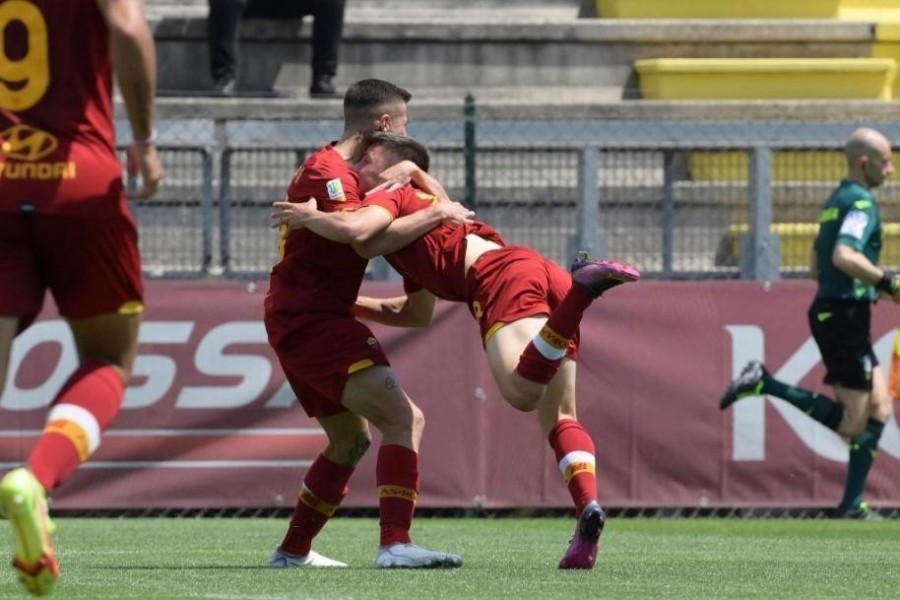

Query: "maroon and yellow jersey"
(364, 186), (506, 300)
(266, 145), (367, 318)
(0, 0), (123, 215)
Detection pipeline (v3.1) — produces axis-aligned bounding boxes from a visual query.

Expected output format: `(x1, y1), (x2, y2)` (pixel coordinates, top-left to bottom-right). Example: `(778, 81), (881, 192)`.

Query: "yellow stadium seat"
(635, 58), (896, 100)
(596, 0), (841, 18)
(689, 152), (846, 182)
(874, 23), (900, 97)
(720, 223), (900, 269)
(840, 0), (900, 21)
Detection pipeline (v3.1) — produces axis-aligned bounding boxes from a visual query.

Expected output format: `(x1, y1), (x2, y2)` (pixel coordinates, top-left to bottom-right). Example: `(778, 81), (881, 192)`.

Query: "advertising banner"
(2, 280), (898, 509)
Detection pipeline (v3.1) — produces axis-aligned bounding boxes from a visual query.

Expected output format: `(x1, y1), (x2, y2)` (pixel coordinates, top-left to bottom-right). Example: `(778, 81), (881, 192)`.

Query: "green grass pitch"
(1, 517), (899, 599)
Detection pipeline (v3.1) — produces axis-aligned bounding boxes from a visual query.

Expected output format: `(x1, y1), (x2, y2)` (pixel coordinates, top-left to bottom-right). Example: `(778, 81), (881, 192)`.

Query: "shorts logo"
(326, 178), (346, 201)
(367, 336), (379, 350)
(0, 124), (57, 160)
(471, 301), (483, 319)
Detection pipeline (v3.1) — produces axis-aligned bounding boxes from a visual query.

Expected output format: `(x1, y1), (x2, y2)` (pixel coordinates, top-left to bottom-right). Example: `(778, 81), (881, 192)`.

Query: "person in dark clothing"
(207, 0), (345, 97)
(721, 127), (898, 520)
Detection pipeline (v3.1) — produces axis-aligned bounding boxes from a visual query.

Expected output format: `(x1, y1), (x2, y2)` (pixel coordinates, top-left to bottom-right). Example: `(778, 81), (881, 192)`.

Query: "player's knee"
(839, 414), (867, 438)
(326, 431), (372, 466)
(347, 432), (372, 466)
(871, 397), (892, 422)
(409, 403), (425, 435)
(505, 391), (538, 413)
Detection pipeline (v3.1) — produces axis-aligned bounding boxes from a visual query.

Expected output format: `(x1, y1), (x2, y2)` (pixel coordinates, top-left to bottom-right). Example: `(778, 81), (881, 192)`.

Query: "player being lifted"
(273, 132), (639, 569)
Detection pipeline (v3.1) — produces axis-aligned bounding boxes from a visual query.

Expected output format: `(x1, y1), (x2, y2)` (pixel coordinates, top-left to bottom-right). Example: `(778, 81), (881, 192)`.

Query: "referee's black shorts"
(807, 298), (877, 391)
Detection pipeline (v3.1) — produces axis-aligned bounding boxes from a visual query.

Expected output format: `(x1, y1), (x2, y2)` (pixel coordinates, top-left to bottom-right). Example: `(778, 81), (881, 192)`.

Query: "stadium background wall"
(1, 280), (899, 510)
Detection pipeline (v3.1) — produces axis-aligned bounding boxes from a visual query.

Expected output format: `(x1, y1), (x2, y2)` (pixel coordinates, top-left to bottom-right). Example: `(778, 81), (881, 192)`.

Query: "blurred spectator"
(207, 0), (345, 98)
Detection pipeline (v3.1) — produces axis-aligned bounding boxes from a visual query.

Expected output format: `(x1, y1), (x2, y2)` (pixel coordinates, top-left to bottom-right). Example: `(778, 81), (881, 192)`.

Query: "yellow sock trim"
(378, 485), (419, 503)
(540, 325), (569, 350)
(298, 486), (337, 517)
(44, 419), (91, 461)
(563, 462), (596, 485)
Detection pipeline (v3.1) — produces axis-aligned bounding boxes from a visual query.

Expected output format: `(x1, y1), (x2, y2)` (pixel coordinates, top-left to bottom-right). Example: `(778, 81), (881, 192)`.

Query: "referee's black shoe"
(720, 360), (766, 410)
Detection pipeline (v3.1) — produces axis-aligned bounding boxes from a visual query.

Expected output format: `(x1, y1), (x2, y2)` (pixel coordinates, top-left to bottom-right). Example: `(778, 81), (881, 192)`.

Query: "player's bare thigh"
(68, 312), (142, 381)
(485, 315), (548, 409)
(0, 316), (18, 392)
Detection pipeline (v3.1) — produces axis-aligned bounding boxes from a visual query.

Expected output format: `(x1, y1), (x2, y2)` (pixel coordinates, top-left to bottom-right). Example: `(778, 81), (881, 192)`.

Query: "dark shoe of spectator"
(213, 76), (236, 96)
(310, 74), (340, 99)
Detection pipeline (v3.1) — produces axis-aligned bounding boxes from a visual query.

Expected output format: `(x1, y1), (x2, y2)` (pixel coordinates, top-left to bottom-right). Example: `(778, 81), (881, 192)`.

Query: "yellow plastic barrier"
(689, 152), (846, 182)
(635, 58), (896, 100)
(595, 0), (900, 19)
(721, 223), (900, 268)
(874, 23), (900, 97)
(596, 0), (841, 18)
(840, 0), (900, 21)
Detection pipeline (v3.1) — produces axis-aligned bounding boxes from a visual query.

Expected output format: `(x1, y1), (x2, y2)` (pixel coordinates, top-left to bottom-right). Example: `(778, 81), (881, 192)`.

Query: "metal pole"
(662, 151), (675, 277)
(201, 149), (214, 275)
(743, 146), (779, 281)
(576, 146), (603, 259)
(463, 93), (477, 209)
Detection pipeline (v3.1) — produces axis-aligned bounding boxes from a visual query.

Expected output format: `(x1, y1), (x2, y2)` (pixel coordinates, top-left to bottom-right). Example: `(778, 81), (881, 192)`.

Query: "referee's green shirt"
(813, 179), (882, 301)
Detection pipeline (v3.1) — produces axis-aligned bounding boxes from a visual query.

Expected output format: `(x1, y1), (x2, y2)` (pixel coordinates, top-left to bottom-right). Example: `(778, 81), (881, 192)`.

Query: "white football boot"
(268, 546), (347, 568)
(375, 543), (463, 568)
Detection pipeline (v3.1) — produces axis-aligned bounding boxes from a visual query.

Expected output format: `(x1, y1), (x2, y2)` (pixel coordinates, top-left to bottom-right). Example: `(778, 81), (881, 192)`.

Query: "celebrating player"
(265, 80), (472, 569)
(272, 132), (639, 569)
(0, 0), (163, 594)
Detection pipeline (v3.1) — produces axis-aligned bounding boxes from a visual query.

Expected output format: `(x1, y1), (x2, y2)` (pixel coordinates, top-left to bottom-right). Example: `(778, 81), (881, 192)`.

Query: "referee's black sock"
(762, 374), (844, 431)
(839, 418), (885, 510)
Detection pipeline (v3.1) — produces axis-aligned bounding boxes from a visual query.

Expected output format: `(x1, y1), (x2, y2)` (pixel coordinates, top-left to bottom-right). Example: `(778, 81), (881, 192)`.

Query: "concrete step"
(150, 17), (876, 94)
(133, 94), (900, 122)
(145, 1), (581, 22)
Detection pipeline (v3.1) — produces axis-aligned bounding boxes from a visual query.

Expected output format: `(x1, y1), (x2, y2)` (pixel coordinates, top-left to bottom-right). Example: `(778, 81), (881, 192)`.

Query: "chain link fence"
(119, 103), (900, 281)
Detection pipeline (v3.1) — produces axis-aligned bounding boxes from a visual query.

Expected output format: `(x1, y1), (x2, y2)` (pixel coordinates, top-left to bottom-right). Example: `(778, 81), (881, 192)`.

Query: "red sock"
(376, 445), (418, 547)
(280, 455), (354, 556)
(28, 361), (124, 493)
(514, 286), (593, 384)
(548, 419), (597, 514)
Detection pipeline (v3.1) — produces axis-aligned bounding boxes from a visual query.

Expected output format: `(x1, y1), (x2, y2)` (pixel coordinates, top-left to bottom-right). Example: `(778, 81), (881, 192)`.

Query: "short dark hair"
(344, 79), (412, 128)
(365, 131), (430, 172)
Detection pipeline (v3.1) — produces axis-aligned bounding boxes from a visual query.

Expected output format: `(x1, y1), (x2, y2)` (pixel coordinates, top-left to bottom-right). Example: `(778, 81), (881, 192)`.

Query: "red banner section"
(2, 280), (899, 509)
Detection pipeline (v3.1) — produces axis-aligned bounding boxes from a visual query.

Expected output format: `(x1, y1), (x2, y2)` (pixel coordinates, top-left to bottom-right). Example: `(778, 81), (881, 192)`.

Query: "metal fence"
(125, 115), (900, 281)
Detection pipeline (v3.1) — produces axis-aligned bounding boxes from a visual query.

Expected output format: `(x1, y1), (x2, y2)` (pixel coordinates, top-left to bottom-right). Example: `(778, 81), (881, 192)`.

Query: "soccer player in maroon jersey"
(0, 0), (163, 594)
(265, 80), (472, 569)
(273, 132), (639, 570)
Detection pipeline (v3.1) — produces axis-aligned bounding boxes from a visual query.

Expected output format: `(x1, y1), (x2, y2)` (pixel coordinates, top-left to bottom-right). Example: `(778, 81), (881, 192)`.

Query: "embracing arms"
(353, 289), (437, 328)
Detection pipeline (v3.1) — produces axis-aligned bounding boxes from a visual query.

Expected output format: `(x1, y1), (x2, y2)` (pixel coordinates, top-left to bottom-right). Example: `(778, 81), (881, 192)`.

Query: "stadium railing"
(121, 118), (900, 281)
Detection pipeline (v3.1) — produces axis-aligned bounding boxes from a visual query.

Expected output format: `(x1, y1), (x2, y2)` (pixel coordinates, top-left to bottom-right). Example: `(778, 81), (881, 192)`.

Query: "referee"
(721, 127), (897, 519)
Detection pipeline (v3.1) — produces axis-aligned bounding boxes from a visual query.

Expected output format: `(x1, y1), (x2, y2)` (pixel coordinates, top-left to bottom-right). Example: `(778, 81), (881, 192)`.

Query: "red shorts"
(465, 246), (580, 359)
(0, 210), (143, 332)
(264, 312), (391, 418)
